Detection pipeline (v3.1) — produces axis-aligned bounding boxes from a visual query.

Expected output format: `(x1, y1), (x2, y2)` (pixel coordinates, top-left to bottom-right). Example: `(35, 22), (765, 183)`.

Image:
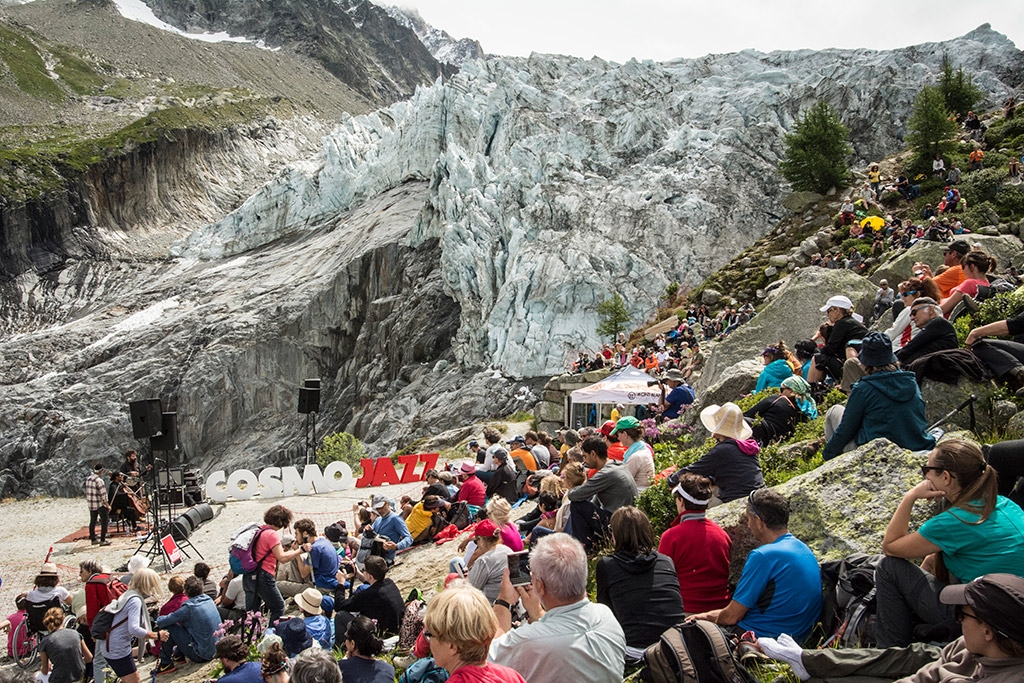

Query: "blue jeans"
(91, 641), (107, 683)
(160, 624), (212, 665)
(244, 568), (285, 624)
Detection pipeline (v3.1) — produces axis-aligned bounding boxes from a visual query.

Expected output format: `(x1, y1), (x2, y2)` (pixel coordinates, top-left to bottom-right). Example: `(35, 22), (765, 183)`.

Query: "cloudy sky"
(397, 0), (1024, 63)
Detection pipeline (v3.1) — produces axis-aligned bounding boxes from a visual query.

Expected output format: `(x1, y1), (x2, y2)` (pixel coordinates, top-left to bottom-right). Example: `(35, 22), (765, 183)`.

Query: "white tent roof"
(570, 365), (662, 406)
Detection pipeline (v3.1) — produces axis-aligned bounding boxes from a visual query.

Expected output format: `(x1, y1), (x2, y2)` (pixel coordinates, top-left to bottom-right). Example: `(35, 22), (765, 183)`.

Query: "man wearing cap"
(455, 462), (486, 507)
(84, 464), (111, 546)
(914, 240), (969, 299)
(666, 403), (763, 504)
(658, 369), (695, 420)
(874, 279), (895, 321)
(369, 496), (412, 564)
(757, 573), (1024, 682)
(469, 440), (483, 464)
(895, 297), (958, 366)
(598, 421), (625, 461)
(507, 435), (538, 472)
(689, 489), (821, 642)
(822, 331), (935, 461)
(808, 295), (868, 384)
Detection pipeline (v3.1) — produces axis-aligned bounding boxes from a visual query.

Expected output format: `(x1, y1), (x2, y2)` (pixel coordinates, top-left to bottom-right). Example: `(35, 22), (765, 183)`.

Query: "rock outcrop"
(871, 234), (1024, 286)
(384, 6), (486, 67)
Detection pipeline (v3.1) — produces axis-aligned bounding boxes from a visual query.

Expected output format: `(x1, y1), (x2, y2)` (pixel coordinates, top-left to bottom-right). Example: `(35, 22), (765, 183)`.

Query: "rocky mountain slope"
(384, 5), (485, 66)
(2, 23), (1023, 496)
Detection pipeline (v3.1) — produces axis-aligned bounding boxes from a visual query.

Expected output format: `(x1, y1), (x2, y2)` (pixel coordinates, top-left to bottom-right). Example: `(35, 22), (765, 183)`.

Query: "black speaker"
(304, 378), (321, 389)
(169, 514), (192, 541)
(159, 488), (185, 506)
(298, 387), (320, 414)
(129, 399), (163, 439)
(151, 413), (178, 451)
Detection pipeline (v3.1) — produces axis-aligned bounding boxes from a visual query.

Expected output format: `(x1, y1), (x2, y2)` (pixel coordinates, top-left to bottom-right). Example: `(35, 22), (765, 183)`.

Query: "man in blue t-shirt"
(370, 495), (413, 564)
(659, 369), (695, 420)
(294, 518), (347, 602)
(688, 488), (822, 641)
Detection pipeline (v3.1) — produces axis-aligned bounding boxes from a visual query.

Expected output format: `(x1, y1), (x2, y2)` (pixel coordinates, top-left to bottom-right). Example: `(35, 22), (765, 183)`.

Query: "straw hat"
(294, 587), (324, 615)
(700, 403), (752, 441)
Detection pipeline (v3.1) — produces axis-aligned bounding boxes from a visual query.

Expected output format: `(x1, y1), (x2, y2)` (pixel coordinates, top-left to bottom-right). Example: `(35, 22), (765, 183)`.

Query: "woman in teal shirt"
(754, 344), (796, 392)
(877, 438), (1024, 647)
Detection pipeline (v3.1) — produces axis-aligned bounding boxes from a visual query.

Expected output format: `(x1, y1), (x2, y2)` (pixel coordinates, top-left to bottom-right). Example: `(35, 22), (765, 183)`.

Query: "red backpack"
(84, 574), (127, 626)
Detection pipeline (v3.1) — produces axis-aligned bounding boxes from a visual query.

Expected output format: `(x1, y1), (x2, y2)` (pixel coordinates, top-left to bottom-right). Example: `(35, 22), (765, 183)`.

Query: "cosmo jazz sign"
(206, 453), (440, 502)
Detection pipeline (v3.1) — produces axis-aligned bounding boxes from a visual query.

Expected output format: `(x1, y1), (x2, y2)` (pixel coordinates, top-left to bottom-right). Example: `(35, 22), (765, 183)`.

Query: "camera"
(647, 379), (662, 387)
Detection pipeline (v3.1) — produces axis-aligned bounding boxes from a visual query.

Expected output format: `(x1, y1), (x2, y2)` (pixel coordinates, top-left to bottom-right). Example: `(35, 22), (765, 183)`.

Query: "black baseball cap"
(944, 240), (970, 256)
(940, 573), (1024, 642)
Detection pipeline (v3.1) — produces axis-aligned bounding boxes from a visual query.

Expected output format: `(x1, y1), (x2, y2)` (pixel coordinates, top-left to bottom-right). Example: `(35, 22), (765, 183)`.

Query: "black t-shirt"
(744, 395), (801, 446)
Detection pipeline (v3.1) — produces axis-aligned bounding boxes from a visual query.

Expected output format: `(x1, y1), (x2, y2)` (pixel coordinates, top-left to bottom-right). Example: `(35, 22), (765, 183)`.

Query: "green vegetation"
(50, 46), (107, 95)
(779, 100), (852, 194)
(315, 431), (367, 475)
(938, 55), (983, 118)
(0, 24), (64, 102)
(0, 97), (293, 201)
(906, 85), (959, 172)
(596, 293), (631, 342)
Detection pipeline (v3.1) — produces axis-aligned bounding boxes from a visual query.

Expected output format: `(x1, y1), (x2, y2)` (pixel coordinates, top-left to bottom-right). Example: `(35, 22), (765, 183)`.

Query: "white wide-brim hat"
(700, 402), (752, 441)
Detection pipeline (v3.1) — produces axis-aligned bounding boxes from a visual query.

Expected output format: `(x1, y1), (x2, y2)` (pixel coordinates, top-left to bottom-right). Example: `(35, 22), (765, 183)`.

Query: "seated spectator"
(967, 307), (1024, 395)
(213, 635), (262, 683)
(406, 495), (444, 544)
(895, 297), (958, 365)
(612, 417), (655, 491)
(667, 403), (763, 504)
(565, 436), (637, 549)
(260, 642), (289, 683)
(157, 577), (187, 617)
(424, 585), (525, 683)
(744, 376), (816, 446)
(485, 451), (519, 504)
(293, 588), (332, 650)
(822, 332), (935, 460)
(873, 280), (895, 321)
(291, 649), (341, 683)
(370, 494), (413, 565)
(507, 436), (538, 472)
(933, 154), (946, 177)
(658, 474), (731, 614)
(3, 593), (30, 660)
(27, 563), (73, 607)
(334, 557), (404, 641)
(758, 573), (1024, 683)
(913, 240), (968, 299)
(755, 342), (797, 392)
(193, 563), (218, 600)
(793, 340), (817, 379)
(969, 148), (985, 170)
(39, 606), (90, 683)
(885, 278), (942, 350)
(596, 507), (685, 654)
(486, 496), (524, 551)
(689, 489), (822, 641)
(839, 198), (855, 225)
(807, 296), (867, 384)
(455, 462), (486, 507)
(658, 369), (695, 419)
(215, 574), (244, 621)
(877, 439), (1024, 647)
(598, 421), (626, 461)
(276, 617), (313, 658)
(460, 520), (514, 602)
(154, 576), (220, 674)
(489, 533), (625, 683)
(337, 615), (394, 683)
(940, 250), (993, 317)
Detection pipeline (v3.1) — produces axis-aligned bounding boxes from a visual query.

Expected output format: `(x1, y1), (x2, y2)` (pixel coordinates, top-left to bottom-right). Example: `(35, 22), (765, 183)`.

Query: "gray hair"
(290, 648), (341, 683)
(530, 533), (587, 602)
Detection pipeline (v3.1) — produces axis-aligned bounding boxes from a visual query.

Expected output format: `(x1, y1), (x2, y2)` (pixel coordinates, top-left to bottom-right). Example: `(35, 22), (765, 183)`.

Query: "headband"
(673, 483), (710, 506)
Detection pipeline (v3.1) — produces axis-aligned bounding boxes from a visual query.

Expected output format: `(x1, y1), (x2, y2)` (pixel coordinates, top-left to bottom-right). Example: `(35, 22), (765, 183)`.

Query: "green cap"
(610, 416), (641, 435)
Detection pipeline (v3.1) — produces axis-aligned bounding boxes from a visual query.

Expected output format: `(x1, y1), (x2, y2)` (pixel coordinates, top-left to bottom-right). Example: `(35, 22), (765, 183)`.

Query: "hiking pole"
(927, 394), (978, 434)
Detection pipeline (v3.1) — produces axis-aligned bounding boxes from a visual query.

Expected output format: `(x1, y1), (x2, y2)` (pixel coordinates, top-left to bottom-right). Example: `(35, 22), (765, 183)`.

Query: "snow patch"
(111, 0), (253, 44)
(84, 297), (182, 352)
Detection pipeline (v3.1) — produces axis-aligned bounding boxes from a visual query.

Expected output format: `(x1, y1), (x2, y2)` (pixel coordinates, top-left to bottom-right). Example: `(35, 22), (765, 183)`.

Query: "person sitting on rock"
(485, 450), (519, 504)
(758, 573), (1024, 683)
(611, 417), (654, 491)
(873, 280), (895, 321)
(807, 295), (868, 385)
(754, 342), (797, 392)
(877, 440), (1024, 647)
(565, 436), (637, 550)
(744, 376), (817, 447)
(966, 306), (1024, 395)
(913, 239), (968, 299)
(822, 332), (935, 460)
(839, 198), (856, 225)
(667, 403), (763, 505)
(940, 250), (993, 317)
(894, 297), (958, 366)
(688, 488), (822, 641)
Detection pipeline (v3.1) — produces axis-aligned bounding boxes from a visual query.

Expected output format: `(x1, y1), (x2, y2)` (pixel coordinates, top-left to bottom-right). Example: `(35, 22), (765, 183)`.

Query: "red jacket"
(456, 474), (486, 506)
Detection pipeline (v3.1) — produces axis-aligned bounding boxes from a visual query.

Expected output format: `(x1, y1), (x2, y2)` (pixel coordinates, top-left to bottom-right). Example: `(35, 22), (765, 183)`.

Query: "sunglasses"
(920, 465), (946, 477)
(910, 307), (927, 318)
(900, 290), (919, 297)
(746, 490), (762, 519)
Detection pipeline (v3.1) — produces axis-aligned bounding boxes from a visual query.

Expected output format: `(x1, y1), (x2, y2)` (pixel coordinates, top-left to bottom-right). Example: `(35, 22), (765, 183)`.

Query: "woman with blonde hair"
(485, 496), (523, 551)
(424, 585), (525, 683)
(877, 438), (1024, 647)
(100, 568), (165, 683)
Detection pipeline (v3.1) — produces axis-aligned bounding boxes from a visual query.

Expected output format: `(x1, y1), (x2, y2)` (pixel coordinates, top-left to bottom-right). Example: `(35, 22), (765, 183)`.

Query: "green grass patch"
(50, 45), (107, 95)
(0, 23), (63, 102)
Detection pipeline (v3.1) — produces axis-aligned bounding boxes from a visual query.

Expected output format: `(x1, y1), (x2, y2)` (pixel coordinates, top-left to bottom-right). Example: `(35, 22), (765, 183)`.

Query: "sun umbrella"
(860, 215), (885, 231)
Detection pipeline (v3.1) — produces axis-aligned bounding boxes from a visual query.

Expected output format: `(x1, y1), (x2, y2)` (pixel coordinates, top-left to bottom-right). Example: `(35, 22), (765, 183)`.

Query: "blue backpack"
(398, 657), (449, 683)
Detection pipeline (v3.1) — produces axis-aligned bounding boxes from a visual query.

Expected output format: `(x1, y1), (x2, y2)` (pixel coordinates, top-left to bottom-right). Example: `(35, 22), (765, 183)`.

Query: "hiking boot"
(172, 652), (187, 663)
(392, 655), (416, 671)
(154, 663), (177, 675)
(91, 540), (98, 545)
(963, 294), (980, 314)
(1007, 367), (1024, 396)
(99, 540), (112, 546)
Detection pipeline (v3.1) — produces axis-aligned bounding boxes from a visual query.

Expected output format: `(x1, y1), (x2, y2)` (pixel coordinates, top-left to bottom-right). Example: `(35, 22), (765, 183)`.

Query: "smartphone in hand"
(507, 550), (531, 586)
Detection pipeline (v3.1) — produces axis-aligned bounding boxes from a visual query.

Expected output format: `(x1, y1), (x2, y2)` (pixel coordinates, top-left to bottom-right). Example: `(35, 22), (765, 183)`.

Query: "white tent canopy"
(570, 365), (662, 406)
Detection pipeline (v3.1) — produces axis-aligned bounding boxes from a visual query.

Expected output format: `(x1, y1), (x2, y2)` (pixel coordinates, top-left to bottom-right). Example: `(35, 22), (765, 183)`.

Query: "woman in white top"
(100, 568), (166, 683)
(885, 278), (940, 350)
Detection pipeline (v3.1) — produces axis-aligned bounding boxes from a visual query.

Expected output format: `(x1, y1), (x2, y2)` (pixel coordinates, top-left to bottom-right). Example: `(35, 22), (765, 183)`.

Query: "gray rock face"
(696, 268), (879, 393)
(921, 378), (999, 435)
(709, 438), (933, 561)
(383, 6), (486, 66)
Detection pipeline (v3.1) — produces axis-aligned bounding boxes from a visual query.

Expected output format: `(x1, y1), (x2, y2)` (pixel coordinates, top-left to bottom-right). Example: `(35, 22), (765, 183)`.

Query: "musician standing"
(85, 464), (110, 546)
(107, 471), (138, 533)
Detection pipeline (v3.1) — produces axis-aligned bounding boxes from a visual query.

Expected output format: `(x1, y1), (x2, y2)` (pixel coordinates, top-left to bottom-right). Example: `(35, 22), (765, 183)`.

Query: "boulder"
(993, 400), (1018, 427)
(687, 359), (763, 432)
(782, 191), (823, 213)
(537, 421), (562, 435)
(871, 235), (1024, 286)
(708, 438), (932, 561)
(920, 378), (999, 435)
(976, 226), (1000, 236)
(695, 268), (877, 392)
(1006, 411), (1024, 440)
(769, 255), (790, 268)
(702, 289), (722, 305)
(764, 266), (778, 278)
(535, 401), (563, 423)
(800, 237), (820, 257)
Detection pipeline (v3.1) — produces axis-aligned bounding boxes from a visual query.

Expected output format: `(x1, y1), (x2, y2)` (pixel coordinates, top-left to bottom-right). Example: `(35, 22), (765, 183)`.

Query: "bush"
(315, 432), (367, 474)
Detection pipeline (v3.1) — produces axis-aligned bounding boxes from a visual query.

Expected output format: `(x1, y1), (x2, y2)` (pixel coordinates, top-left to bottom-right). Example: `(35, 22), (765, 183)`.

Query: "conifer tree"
(906, 85), (959, 170)
(939, 54), (983, 118)
(779, 101), (852, 194)
(596, 293), (630, 342)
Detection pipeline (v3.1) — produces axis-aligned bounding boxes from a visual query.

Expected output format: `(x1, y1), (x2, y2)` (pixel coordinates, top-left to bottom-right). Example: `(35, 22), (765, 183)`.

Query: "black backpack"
(820, 552), (882, 648)
(90, 604), (130, 641)
(642, 620), (758, 683)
